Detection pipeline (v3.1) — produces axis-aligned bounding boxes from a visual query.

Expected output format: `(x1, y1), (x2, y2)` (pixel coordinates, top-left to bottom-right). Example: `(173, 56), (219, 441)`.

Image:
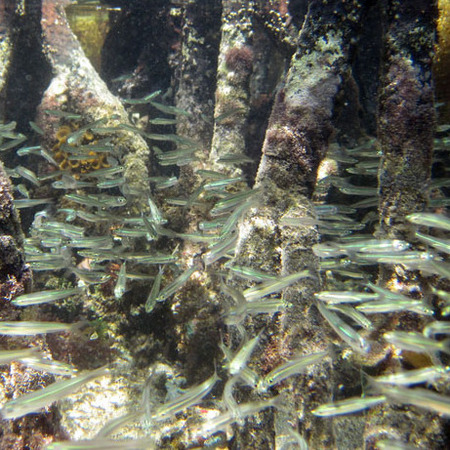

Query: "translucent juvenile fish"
(219, 199), (255, 238)
(87, 193), (127, 208)
(0, 348), (40, 365)
(423, 260), (450, 279)
(257, 351), (328, 392)
(156, 266), (197, 302)
(203, 233), (238, 266)
(374, 366), (449, 386)
(217, 153), (253, 164)
(223, 285), (286, 326)
(15, 183), (30, 198)
(328, 304), (373, 330)
(372, 382), (450, 417)
(52, 175), (95, 190)
(64, 193), (108, 208)
(196, 169), (228, 179)
(147, 195), (166, 225)
(149, 100), (192, 117)
(406, 212), (450, 232)
(67, 118), (108, 145)
(314, 290), (379, 304)
(0, 135), (27, 151)
(356, 251), (438, 269)
(149, 117), (178, 125)
(436, 123), (450, 132)
(68, 267), (110, 285)
(46, 437), (154, 450)
(74, 210), (113, 223)
(79, 165), (124, 179)
(228, 330), (264, 375)
(15, 165), (40, 186)
(122, 89), (161, 104)
(154, 176), (179, 190)
(279, 216), (318, 228)
(415, 231), (450, 255)
(0, 365), (109, 419)
(97, 177), (126, 189)
(346, 239), (411, 254)
(65, 193), (127, 208)
(42, 221), (86, 238)
(145, 267), (164, 313)
(384, 331), (450, 355)
(356, 299), (433, 316)
(210, 188), (261, 216)
(29, 121), (44, 135)
(222, 375), (244, 425)
(96, 410), (144, 438)
(375, 439), (420, 450)
(226, 265), (277, 282)
(365, 282), (412, 302)
(276, 425), (308, 450)
(121, 253), (177, 265)
(16, 144), (41, 156)
(312, 239), (410, 258)
(243, 270), (314, 302)
(18, 356), (77, 376)
(12, 287), (83, 306)
(198, 397), (280, 436)
(316, 301), (371, 354)
(113, 228), (148, 239)
(0, 321), (82, 336)
(214, 107), (245, 123)
(114, 262), (127, 300)
(68, 236), (114, 250)
(311, 395), (386, 417)
(204, 177), (243, 191)
(423, 321), (450, 338)
(431, 286), (450, 303)
(338, 183), (378, 196)
(222, 284), (251, 325)
(150, 370), (219, 421)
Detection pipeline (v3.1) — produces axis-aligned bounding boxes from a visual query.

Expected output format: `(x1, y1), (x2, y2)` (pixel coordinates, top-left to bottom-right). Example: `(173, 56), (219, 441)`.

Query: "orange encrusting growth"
(52, 124), (110, 176)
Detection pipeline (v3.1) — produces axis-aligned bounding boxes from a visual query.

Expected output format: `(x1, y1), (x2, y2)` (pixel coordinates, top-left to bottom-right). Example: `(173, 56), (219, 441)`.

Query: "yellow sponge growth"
(52, 124), (110, 176)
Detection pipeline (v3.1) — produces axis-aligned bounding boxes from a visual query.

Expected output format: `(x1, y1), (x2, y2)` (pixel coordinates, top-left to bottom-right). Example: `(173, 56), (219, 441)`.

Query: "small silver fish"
(316, 301), (371, 354)
(156, 266), (197, 302)
(0, 366), (109, 419)
(372, 382), (450, 417)
(312, 395), (386, 417)
(229, 330), (264, 375)
(0, 321), (82, 336)
(384, 331), (450, 355)
(151, 370), (219, 421)
(406, 212), (450, 232)
(12, 287), (83, 306)
(374, 367), (448, 386)
(0, 348), (40, 365)
(258, 351), (328, 392)
(114, 262), (127, 300)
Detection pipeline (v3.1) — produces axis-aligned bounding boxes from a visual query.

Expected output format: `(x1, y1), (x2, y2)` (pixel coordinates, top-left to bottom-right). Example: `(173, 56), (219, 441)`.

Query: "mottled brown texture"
(40, 0), (151, 208)
(372, 1), (446, 449)
(225, 45), (254, 73)
(0, 161), (30, 302)
(378, 0), (437, 237)
(233, 1), (372, 448)
(0, 161), (23, 245)
(378, 56), (435, 235)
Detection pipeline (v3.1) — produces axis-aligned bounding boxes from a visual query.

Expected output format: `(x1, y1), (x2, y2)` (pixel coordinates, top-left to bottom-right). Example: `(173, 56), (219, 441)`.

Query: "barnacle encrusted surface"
(0, 1), (448, 449)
